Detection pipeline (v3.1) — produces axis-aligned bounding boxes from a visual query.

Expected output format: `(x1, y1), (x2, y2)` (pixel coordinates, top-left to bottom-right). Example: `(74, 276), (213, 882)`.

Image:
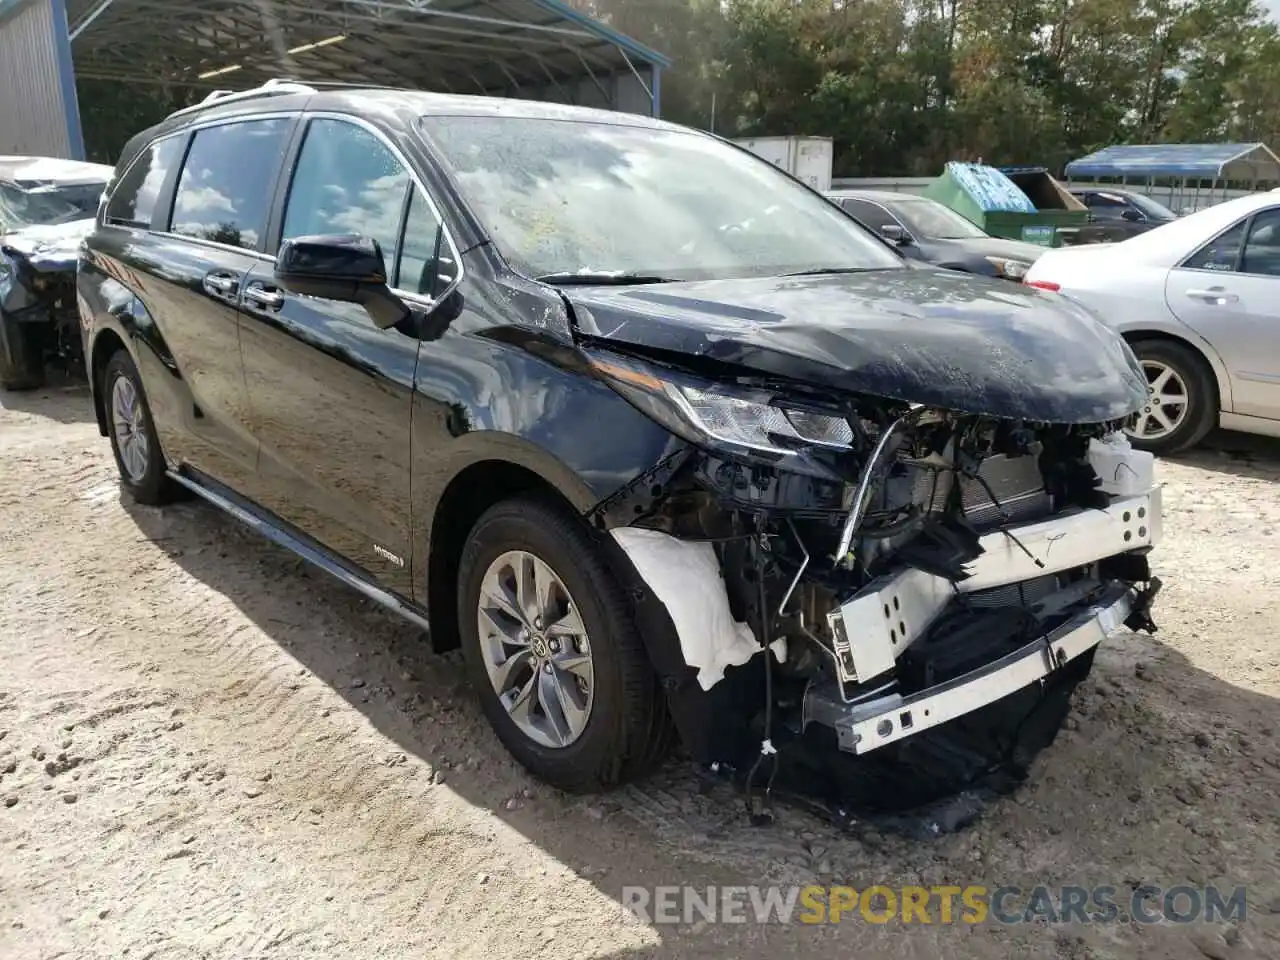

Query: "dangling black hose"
(743, 523), (778, 826)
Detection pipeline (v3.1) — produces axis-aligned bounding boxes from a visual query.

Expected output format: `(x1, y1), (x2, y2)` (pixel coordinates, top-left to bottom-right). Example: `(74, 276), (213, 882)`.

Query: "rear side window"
(170, 118), (291, 250)
(281, 118), (410, 279)
(105, 135), (183, 229)
(841, 198), (898, 233)
(1183, 221), (1247, 272)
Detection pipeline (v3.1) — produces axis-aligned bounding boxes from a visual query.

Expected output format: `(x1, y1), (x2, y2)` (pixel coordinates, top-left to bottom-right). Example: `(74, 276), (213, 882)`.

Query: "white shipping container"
(733, 136), (833, 192)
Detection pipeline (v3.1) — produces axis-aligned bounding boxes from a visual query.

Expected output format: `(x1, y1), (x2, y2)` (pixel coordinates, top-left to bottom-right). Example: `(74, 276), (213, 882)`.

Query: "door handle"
(203, 272), (238, 297)
(242, 285), (285, 310)
(1185, 287), (1239, 304)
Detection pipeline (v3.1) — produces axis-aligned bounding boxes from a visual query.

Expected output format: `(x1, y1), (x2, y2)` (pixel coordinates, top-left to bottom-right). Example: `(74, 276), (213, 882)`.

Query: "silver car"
(1024, 189), (1280, 453)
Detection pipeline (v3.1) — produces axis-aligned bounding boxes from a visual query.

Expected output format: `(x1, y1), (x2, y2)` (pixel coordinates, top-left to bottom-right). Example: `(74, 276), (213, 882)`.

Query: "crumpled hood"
(1, 217), (94, 272)
(565, 267), (1147, 423)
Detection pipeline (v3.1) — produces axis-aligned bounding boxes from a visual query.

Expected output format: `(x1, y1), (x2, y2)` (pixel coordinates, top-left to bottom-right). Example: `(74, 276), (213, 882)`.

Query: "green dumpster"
(922, 162), (1090, 247)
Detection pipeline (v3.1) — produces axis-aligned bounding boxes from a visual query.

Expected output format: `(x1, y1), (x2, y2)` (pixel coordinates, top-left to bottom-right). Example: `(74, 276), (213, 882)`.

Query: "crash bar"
(825, 584), (1136, 754)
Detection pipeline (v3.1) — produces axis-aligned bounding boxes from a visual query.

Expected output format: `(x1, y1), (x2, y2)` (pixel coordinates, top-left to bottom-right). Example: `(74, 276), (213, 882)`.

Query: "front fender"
(79, 251), (147, 436)
(408, 322), (688, 619)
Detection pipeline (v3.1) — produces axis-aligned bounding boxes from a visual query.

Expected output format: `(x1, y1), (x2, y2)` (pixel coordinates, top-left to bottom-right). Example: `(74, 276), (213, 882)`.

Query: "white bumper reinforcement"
(826, 488), (1161, 683)
(827, 585), (1136, 754)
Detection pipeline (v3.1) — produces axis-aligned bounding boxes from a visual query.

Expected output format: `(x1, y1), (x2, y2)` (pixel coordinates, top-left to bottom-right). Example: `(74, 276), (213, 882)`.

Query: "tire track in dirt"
(2, 446), (658, 958)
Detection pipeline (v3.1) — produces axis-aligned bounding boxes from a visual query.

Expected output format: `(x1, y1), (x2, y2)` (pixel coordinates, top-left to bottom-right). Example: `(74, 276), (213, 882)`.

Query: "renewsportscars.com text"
(621, 884), (1247, 926)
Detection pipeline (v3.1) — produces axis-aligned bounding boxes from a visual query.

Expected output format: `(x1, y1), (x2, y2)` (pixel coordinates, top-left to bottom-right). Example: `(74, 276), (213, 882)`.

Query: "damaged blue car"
(1, 156), (113, 390)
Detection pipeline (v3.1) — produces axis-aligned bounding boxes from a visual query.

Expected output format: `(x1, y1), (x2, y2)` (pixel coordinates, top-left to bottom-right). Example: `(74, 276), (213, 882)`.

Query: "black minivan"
(78, 79), (1162, 801)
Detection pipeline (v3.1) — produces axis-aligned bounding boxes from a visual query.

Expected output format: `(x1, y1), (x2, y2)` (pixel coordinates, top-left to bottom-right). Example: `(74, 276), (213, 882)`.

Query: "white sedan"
(1024, 189), (1280, 453)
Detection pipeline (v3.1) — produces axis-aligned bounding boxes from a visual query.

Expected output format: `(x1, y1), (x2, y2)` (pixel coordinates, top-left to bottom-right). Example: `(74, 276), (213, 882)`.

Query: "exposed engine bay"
(592, 375), (1161, 823)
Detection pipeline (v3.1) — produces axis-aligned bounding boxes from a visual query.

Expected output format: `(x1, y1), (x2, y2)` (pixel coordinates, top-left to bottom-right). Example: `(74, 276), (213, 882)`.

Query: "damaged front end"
(585, 344), (1160, 817)
(0, 220), (92, 390)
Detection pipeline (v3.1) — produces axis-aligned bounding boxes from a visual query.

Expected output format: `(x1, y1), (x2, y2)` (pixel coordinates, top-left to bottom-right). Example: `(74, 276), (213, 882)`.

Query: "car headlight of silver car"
(587, 349), (854, 469)
(984, 256), (1032, 281)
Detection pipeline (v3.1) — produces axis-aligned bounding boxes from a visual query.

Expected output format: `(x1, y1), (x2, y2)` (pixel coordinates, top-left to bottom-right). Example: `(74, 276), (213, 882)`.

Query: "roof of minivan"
(114, 86), (689, 177)
(330, 89), (680, 127)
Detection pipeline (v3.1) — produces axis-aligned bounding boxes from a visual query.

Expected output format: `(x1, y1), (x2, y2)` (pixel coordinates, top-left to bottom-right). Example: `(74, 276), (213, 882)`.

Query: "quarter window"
(281, 119), (410, 279)
(1240, 209), (1280, 277)
(105, 135), (184, 229)
(170, 118), (291, 250)
(395, 187), (451, 296)
(1183, 221), (1247, 272)
(1083, 193), (1128, 219)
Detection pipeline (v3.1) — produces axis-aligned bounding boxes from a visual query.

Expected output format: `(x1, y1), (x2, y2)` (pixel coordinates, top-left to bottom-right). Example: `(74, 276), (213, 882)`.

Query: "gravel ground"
(2, 380), (1279, 960)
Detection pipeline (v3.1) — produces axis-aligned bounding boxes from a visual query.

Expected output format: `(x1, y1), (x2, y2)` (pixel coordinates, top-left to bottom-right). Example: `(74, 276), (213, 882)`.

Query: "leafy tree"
(574, 0), (1280, 177)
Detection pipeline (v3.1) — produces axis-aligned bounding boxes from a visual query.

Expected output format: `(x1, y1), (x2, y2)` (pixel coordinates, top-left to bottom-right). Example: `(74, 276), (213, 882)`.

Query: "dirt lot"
(1, 381), (1279, 960)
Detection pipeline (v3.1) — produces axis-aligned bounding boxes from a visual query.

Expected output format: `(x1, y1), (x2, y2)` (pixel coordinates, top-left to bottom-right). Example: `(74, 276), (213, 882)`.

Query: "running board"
(166, 469), (431, 633)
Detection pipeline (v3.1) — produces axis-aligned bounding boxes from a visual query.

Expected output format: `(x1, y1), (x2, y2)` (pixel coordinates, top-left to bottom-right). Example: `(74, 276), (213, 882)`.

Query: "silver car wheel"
(110, 374), (150, 482)
(477, 550), (595, 749)
(1127, 360), (1189, 442)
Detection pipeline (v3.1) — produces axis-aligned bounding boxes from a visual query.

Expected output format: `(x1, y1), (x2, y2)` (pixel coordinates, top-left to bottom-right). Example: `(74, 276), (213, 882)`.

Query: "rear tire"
(457, 497), (672, 792)
(1124, 338), (1217, 455)
(103, 349), (179, 506)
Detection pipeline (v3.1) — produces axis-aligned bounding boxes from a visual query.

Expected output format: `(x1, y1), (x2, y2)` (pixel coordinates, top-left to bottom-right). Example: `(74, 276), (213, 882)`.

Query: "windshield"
(1126, 192), (1178, 221)
(418, 116), (903, 282)
(0, 181), (105, 233)
(887, 197), (988, 240)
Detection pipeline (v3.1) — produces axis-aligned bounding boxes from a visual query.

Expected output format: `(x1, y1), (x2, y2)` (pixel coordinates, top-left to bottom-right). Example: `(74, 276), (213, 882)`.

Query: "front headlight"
(984, 256), (1032, 281)
(587, 350), (854, 461)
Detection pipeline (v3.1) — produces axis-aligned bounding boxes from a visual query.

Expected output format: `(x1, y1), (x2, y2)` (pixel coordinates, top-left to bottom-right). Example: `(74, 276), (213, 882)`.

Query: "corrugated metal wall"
(494, 66), (658, 117)
(0, 0), (74, 157)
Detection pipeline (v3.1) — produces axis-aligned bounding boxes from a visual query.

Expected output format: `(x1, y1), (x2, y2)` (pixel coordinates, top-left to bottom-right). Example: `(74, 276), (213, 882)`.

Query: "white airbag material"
(611, 526), (785, 691)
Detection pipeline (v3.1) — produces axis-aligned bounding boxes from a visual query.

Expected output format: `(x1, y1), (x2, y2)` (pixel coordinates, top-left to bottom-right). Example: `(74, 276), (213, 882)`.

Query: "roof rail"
(169, 79), (318, 121)
(265, 76), (415, 92)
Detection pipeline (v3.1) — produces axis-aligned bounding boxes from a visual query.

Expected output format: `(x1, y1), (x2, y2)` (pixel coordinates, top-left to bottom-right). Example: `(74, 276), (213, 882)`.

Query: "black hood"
(565, 267), (1147, 424)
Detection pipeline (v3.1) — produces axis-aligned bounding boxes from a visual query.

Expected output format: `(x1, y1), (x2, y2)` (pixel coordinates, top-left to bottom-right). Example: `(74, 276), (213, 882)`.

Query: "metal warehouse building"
(0, 0), (668, 160)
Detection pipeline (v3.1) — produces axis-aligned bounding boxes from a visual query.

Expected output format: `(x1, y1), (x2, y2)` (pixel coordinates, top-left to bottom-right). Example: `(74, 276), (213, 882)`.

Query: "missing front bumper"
(807, 582), (1142, 754)
(825, 489), (1162, 684)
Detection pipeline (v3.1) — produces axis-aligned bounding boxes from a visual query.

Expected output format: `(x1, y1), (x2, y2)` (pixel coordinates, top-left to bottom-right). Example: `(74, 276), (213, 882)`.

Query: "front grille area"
(965, 573), (1059, 609)
(960, 453), (1052, 528)
(908, 452), (1052, 531)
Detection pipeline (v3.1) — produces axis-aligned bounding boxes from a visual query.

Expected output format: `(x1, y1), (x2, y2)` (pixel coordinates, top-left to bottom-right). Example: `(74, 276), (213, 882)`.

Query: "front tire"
(103, 350), (178, 505)
(1124, 338), (1217, 455)
(457, 497), (671, 792)
(0, 320), (47, 391)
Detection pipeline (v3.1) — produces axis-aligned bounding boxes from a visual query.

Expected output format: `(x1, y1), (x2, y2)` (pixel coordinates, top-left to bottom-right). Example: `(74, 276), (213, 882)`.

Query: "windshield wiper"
(535, 271), (676, 286)
(781, 267), (876, 277)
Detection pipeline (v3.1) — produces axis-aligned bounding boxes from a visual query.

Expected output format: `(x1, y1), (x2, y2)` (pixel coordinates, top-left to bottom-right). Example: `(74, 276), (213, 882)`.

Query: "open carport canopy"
(1064, 142), (1280, 182)
(67, 0), (669, 115)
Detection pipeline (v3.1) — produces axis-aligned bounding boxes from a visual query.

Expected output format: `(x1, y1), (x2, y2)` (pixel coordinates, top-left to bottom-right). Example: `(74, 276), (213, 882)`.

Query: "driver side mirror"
(274, 234), (409, 329)
(1121, 208), (1145, 223)
(880, 223), (913, 245)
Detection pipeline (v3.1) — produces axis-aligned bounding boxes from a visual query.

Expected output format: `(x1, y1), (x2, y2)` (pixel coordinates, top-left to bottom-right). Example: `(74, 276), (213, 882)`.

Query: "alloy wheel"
(1127, 359), (1189, 442)
(110, 373), (151, 482)
(476, 550), (595, 749)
